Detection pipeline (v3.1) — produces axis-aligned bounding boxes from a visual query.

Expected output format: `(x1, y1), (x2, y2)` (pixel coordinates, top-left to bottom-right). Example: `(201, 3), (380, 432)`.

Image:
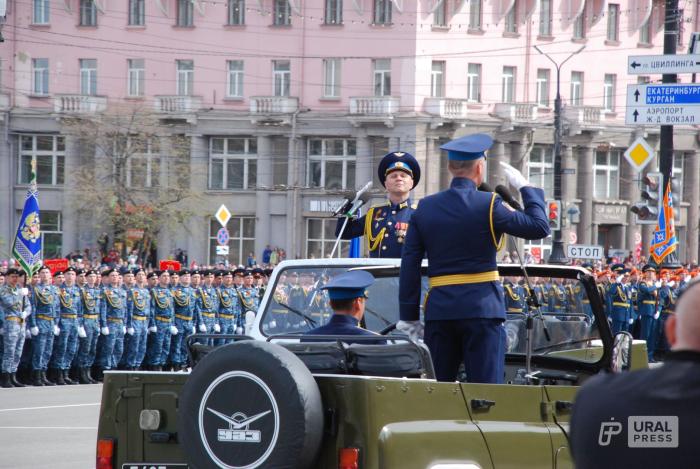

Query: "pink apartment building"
(0, 0), (698, 264)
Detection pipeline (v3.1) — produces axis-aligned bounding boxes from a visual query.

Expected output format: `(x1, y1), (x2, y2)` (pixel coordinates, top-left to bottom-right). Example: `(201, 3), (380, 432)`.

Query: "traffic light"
(546, 200), (561, 231)
(630, 172), (662, 225)
(670, 176), (681, 221)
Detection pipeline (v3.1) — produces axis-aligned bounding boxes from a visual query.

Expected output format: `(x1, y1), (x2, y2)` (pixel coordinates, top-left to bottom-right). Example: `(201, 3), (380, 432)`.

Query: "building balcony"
(563, 105), (604, 135)
(494, 103), (538, 122)
(250, 96), (299, 114)
(423, 98), (469, 119)
(53, 94), (107, 114)
(348, 96), (400, 127)
(155, 95), (203, 113)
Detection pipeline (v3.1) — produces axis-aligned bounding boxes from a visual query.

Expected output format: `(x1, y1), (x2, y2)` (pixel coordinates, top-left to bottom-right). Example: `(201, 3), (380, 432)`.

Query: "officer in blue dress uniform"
(503, 277), (527, 315)
(217, 270), (241, 344)
(303, 270), (381, 342)
(170, 270), (198, 370)
(50, 266), (83, 385)
(0, 268), (30, 388)
(335, 151), (421, 258)
(96, 269), (128, 375)
(398, 133), (550, 383)
(28, 265), (59, 386)
(125, 268), (151, 371)
(145, 270), (176, 371)
(606, 264), (631, 334)
(77, 270), (101, 383)
(195, 270), (219, 345)
(637, 264), (660, 362)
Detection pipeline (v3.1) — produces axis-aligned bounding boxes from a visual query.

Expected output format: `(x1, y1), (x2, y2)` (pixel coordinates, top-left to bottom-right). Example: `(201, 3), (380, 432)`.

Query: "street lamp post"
(534, 45), (585, 264)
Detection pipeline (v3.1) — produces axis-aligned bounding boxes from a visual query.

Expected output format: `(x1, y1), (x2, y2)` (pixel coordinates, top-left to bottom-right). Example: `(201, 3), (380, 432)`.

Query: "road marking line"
(0, 426), (97, 430)
(0, 403), (100, 412)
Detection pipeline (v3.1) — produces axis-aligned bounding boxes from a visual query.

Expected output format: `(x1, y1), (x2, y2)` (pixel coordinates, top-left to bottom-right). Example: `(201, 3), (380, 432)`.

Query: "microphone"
(495, 184), (523, 211)
(478, 182), (493, 192)
(346, 181), (373, 216)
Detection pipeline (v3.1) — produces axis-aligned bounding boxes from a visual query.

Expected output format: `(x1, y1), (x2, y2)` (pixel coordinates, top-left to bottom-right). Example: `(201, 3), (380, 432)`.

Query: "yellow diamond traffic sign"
(623, 137), (654, 172)
(215, 204), (232, 227)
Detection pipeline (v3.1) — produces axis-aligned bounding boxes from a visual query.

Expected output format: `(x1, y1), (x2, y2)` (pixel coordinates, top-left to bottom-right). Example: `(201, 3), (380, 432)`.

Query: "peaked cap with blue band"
(441, 133), (494, 161)
(378, 151), (421, 188)
(322, 270), (375, 300)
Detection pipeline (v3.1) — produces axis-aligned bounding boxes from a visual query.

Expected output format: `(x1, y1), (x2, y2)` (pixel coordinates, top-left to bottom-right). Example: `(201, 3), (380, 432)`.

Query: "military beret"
(214, 270), (224, 278)
(132, 267), (145, 275)
(440, 133), (493, 161)
(322, 270), (375, 300)
(86, 270), (98, 276)
(252, 268), (264, 277)
(53, 270), (65, 277)
(233, 268), (245, 277)
(264, 268), (273, 277)
(37, 265), (51, 274)
(191, 269), (201, 276)
(242, 269), (254, 278)
(147, 271), (159, 280)
(100, 269), (112, 277)
(63, 266), (77, 274)
(178, 269), (190, 276)
(0, 271), (5, 277)
(377, 151), (421, 188)
(5, 268), (20, 276)
(170, 270), (180, 276)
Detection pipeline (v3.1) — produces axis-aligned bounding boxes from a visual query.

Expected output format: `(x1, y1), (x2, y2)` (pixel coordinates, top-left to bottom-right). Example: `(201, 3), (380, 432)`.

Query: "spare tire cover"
(178, 340), (323, 469)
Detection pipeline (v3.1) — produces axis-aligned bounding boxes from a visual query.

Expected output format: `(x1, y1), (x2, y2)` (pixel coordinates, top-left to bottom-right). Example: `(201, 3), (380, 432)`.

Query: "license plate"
(122, 464), (188, 469)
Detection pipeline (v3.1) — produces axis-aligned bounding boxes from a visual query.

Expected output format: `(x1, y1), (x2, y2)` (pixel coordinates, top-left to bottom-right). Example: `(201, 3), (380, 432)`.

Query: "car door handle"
(471, 399), (496, 411)
(555, 400), (573, 412)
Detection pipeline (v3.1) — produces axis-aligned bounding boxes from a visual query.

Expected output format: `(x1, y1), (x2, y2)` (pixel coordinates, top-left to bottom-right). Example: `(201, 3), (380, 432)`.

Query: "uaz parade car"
(96, 259), (646, 469)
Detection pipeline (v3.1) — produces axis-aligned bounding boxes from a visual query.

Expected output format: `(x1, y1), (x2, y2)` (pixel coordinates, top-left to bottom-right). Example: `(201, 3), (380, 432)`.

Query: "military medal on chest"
(395, 222), (408, 244)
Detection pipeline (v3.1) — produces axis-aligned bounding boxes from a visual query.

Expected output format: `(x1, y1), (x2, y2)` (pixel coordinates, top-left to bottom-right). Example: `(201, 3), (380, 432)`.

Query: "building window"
(79, 59), (97, 96)
(274, 0), (291, 25)
(273, 60), (291, 97)
(33, 0), (50, 24)
(32, 58), (49, 96)
(307, 218), (350, 258)
(431, 61), (445, 98)
(593, 150), (620, 199)
(501, 66), (516, 103)
(129, 0), (145, 25)
(374, 0), (392, 24)
(677, 9), (684, 47)
(308, 138), (356, 190)
(573, 11), (585, 39)
(41, 211), (63, 258)
(18, 135), (65, 186)
(126, 138), (160, 188)
(228, 0), (245, 25)
(527, 145), (554, 198)
(127, 59), (145, 97)
(606, 4), (619, 41)
(672, 152), (684, 200)
(468, 0), (481, 29)
(373, 59), (391, 96)
(504, 0), (518, 33)
(209, 137), (258, 190)
(227, 60), (244, 98)
(639, 19), (651, 45)
(176, 60), (194, 96)
(433, 0), (447, 26)
(323, 58), (341, 98)
(467, 63), (481, 103)
(539, 0), (552, 36)
(79, 0), (97, 26)
(570, 71), (583, 106)
(536, 68), (550, 107)
(325, 0), (342, 24)
(209, 217), (255, 266)
(603, 74), (615, 111)
(177, 0), (194, 26)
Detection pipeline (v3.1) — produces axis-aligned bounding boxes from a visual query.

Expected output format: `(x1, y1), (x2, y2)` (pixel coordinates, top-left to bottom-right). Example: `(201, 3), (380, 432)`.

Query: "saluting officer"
(335, 152), (421, 258)
(398, 133), (550, 383)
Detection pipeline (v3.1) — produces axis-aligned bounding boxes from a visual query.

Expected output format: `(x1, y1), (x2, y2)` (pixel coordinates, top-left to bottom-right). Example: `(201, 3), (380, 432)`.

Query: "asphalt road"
(0, 383), (102, 469)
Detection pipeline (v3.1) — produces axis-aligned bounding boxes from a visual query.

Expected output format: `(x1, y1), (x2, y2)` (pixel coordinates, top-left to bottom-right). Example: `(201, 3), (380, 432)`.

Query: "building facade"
(0, 0), (698, 264)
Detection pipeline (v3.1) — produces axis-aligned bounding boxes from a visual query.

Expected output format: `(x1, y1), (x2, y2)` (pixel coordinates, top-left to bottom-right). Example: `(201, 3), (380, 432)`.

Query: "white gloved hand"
(30, 326), (39, 336)
(198, 324), (207, 332)
(245, 311), (256, 335)
(269, 320), (277, 329)
(628, 318), (634, 325)
(653, 312), (660, 320)
(148, 326), (157, 333)
(20, 287), (29, 297)
(191, 326), (197, 334)
(101, 327), (110, 336)
(127, 327), (135, 336)
(685, 275), (692, 283)
(122, 326), (127, 335)
(20, 310), (30, 320)
(170, 326), (179, 336)
(213, 323), (221, 333)
(53, 325), (61, 336)
(668, 280), (676, 288)
(396, 320), (425, 342)
(616, 275), (624, 283)
(235, 326), (244, 335)
(500, 162), (530, 190)
(77, 326), (87, 338)
(25, 328), (32, 339)
(655, 281), (662, 288)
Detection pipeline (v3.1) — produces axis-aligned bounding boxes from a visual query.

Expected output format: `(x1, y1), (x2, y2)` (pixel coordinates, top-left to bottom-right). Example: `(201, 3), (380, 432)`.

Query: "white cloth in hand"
(628, 318), (634, 325)
(126, 327), (135, 336)
(213, 324), (221, 333)
(170, 326), (179, 336)
(655, 281), (662, 288)
(53, 325), (61, 336)
(198, 324), (207, 332)
(20, 288), (29, 297)
(77, 326), (87, 338)
(148, 326), (157, 333)
(500, 162), (530, 190)
(396, 320), (424, 342)
(101, 327), (110, 336)
(654, 312), (660, 320)
(25, 328), (32, 340)
(30, 326), (39, 336)
(191, 326), (196, 334)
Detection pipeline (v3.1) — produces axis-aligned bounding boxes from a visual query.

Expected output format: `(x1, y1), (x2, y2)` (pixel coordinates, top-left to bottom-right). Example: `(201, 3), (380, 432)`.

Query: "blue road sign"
(217, 227), (230, 246)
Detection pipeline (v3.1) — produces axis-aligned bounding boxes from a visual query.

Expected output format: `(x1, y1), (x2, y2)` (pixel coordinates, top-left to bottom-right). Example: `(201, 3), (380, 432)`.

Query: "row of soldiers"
(0, 265), (267, 388)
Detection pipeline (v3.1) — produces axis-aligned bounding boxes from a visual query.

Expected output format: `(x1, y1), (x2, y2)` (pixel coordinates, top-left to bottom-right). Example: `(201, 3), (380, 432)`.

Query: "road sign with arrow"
(628, 55), (700, 75)
(626, 83), (700, 126)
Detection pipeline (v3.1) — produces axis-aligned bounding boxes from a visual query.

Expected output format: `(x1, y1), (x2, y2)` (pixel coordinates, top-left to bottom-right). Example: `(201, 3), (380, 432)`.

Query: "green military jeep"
(96, 259), (646, 469)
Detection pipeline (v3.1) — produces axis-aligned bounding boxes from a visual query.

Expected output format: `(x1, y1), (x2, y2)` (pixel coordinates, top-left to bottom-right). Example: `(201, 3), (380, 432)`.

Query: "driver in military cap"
(335, 151), (421, 258)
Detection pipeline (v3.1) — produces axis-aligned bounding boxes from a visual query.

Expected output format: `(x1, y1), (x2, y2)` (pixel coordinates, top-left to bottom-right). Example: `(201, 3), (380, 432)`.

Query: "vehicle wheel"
(178, 340), (323, 469)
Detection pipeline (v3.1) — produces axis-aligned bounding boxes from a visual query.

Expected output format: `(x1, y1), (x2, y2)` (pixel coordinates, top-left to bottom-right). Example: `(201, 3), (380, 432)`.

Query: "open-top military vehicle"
(97, 259), (646, 469)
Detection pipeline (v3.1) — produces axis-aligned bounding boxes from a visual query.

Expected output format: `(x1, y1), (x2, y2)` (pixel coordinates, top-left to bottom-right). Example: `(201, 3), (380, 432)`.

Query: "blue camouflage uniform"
(170, 284), (198, 368)
(399, 133), (550, 383)
(335, 151), (421, 258)
(195, 283), (218, 345)
(77, 284), (101, 371)
(637, 275), (659, 361)
(96, 286), (127, 370)
(217, 284), (241, 344)
(29, 282), (59, 373)
(0, 283), (29, 375)
(145, 285), (174, 368)
(237, 286), (260, 318)
(125, 286), (151, 368)
(50, 283), (82, 373)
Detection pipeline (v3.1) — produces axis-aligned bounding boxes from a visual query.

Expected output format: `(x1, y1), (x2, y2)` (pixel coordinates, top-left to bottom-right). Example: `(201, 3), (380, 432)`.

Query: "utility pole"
(534, 45), (585, 264)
